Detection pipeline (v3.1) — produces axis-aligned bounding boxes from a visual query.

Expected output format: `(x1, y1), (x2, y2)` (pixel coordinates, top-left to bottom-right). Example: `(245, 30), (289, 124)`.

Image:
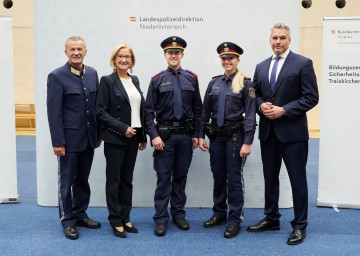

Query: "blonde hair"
(231, 69), (245, 94)
(109, 44), (136, 71)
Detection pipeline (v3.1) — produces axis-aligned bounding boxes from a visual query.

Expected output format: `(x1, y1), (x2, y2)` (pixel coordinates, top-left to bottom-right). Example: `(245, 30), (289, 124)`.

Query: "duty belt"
(156, 119), (194, 141)
(157, 120), (188, 127)
(205, 121), (244, 139)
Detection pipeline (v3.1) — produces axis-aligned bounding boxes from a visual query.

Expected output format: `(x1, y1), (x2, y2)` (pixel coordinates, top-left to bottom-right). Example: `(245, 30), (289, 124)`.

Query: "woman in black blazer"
(96, 44), (147, 238)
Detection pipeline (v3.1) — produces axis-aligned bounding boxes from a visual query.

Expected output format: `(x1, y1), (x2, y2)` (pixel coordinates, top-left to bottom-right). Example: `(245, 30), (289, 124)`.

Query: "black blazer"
(96, 72), (147, 145)
(254, 51), (319, 143)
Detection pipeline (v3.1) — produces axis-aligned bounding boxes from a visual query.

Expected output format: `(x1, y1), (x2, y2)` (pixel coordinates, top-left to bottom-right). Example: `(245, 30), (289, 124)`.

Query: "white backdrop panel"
(34, 0), (299, 207)
(318, 17), (360, 209)
(0, 16), (19, 203)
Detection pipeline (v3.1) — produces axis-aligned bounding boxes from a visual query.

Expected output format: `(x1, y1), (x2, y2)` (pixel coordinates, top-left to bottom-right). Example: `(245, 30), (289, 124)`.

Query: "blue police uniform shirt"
(144, 66), (202, 140)
(200, 71), (256, 145)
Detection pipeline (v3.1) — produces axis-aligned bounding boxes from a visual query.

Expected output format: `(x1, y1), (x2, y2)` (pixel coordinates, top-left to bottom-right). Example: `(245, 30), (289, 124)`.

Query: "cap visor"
(220, 53), (238, 58)
(165, 48), (183, 52)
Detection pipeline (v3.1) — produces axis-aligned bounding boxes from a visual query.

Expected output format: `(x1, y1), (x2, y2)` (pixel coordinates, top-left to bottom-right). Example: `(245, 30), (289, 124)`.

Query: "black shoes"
(154, 223), (167, 236)
(203, 216), (227, 228)
(112, 226), (127, 238)
(172, 218), (190, 230)
(64, 226), (78, 240)
(224, 224), (240, 238)
(287, 229), (306, 245)
(124, 223), (138, 233)
(77, 218), (101, 229)
(154, 219), (188, 236)
(247, 219), (280, 232)
(64, 217), (100, 239)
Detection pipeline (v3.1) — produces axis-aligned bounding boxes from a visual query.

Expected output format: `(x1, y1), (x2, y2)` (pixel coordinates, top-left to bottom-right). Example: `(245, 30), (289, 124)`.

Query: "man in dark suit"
(246, 23), (319, 245)
(47, 36), (102, 240)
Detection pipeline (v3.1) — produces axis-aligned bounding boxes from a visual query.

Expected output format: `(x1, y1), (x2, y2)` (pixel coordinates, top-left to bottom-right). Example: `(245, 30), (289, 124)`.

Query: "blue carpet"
(0, 136), (359, 255)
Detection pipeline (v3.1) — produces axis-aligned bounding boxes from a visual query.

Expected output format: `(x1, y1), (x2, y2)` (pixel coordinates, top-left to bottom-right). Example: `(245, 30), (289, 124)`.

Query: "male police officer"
(144, 36), (202, 236)
(47, 36), (102, 240)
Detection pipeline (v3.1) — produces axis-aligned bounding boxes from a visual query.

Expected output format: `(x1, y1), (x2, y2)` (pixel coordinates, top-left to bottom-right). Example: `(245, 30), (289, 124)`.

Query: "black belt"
(211, 119), (244, 127)
(157, 120), (187, 127)
(168, 126), (188, 134)
(205, 121), (244, 139)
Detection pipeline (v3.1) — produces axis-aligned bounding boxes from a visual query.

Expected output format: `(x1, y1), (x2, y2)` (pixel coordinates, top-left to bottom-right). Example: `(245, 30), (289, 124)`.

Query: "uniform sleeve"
(199, 81), (213, 139)
(47, 73), (65, 147)
(243, 80), (257, 145)
(95, 72), (101, 138)
(144, 79), (159, 140)
(191, 76), (203, 138)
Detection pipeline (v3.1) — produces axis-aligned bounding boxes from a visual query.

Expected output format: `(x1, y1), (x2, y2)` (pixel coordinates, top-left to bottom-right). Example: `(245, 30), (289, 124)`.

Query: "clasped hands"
(260, 102), (285, 120)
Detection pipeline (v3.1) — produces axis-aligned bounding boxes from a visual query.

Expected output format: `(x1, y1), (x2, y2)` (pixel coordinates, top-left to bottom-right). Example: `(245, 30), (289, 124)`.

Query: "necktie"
(173, 71), (183, 120)
(269, 56), (281, 92)
(216, 80), (228, 127)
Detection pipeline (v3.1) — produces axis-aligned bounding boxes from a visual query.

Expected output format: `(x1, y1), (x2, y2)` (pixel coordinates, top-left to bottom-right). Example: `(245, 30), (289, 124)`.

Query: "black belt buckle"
(169, 126), (184, 134)
(220, 127), (232, 138)
(173, 121), (180, 127)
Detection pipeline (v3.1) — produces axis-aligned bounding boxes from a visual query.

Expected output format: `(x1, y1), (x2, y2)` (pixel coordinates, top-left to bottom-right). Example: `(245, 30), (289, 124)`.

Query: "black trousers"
(104, 138), (139, 228)
(260, 127), (308, 230)
(58, 143), (94, 228)
(209, 132), (246, 225)
(153, 133), (193, 224)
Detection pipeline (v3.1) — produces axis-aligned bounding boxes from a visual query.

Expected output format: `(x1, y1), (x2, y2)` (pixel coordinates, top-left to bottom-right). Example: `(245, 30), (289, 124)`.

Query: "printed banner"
(34, 0), (299, 207)
(318, 17), (360, 208)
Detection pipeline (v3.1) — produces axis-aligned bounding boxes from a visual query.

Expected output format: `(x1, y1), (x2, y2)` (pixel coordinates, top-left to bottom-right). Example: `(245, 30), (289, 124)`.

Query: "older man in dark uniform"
(47, 36), (102, 240)
(145, 36), (202, 236)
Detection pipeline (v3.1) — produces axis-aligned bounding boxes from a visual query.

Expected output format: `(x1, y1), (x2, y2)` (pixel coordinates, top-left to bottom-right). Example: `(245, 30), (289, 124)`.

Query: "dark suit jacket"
(47, 62), (99, 152)
(96, 72), (147, 145)
(254, 51), (319, 143)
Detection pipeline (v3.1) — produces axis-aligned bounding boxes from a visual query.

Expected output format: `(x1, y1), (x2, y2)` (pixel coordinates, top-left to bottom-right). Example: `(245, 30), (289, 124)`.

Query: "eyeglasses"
(116, 55), (132, 60)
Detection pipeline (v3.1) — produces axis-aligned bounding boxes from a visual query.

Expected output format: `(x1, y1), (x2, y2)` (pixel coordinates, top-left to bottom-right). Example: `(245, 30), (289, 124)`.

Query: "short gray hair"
(65, 36), (86, 50)
(271, 23), (291, 37)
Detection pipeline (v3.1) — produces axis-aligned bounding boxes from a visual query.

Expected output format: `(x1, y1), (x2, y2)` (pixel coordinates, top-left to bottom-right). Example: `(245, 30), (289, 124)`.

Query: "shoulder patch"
(248, 87), (256, 99)
(244, 76), (251, 80)
(151, 71), (164, 79)
(186, 70), (198, 77)
(212, 75), (222, 79)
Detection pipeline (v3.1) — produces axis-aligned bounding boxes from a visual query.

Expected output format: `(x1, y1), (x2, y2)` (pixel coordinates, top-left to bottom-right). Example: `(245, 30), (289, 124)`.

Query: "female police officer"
(198, 42), (256, 238)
